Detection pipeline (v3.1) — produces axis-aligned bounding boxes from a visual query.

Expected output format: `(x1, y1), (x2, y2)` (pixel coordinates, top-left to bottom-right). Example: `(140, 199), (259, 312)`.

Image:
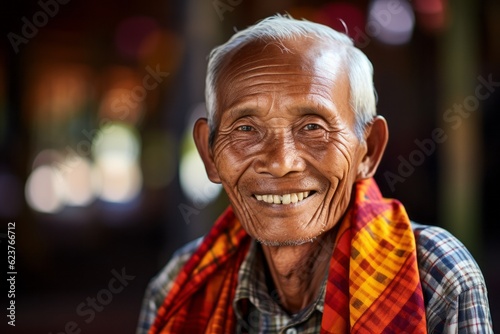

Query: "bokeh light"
(99, 87), (144, 125)
(25, 123), (144, 212)
(92, 122), (140, 162)
(179, 150), (222, 206)
(27, 65), (92, 123)
(25, 165), (65, 214)
(413, 0), (447, 33)
(179, 104), (222, 206)
(92, 122), (142, 203)
(93, 156), (142, 203)
(32, 149), (63, 170)
(368, 0), (415, 45)
(98, 66), (149, 125)
(58, 155), (95, 207)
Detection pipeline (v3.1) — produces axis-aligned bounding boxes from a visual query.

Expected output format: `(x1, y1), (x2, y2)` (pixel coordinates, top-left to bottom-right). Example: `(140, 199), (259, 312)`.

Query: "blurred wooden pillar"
(438, 0), (482, 257)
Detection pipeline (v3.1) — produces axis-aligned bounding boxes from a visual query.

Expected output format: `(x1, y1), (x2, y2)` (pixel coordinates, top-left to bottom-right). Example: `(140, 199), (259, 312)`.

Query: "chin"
(252, 230), (324, 247)
(256, 238), (315, 247)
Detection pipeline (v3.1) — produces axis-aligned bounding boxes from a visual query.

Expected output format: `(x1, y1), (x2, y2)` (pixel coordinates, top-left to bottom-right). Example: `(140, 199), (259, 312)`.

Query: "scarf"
(149, 178), (427, 333)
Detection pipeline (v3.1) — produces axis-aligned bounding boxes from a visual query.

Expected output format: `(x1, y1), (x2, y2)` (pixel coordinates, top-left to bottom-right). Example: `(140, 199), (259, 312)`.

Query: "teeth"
(255, 191), (312, 205)
(282, 194), (291, 205)
(262, 195), (273, 203)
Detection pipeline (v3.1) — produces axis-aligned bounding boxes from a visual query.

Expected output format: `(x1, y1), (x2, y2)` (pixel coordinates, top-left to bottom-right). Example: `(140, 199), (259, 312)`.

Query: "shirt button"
(285, 328), (297, 334)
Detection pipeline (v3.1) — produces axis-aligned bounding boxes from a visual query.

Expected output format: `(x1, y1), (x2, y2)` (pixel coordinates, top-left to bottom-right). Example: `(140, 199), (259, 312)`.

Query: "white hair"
(205, 14), (377, 143)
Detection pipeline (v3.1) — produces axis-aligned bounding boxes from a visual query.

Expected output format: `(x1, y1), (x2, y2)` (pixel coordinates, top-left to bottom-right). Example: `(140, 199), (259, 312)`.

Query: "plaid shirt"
(137, 223), (493, 333)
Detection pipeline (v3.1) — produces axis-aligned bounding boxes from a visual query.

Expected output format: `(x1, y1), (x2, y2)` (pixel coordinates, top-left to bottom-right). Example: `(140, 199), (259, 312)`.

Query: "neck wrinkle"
(260, 228), (336, 314)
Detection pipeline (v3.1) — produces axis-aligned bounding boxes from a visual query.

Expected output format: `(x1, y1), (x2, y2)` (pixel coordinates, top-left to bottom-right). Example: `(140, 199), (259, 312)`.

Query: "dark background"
(1, 0), (499, 332)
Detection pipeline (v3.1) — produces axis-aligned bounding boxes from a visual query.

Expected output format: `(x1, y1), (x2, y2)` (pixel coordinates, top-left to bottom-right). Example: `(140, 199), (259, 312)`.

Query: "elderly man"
(138, 15), (492, 333)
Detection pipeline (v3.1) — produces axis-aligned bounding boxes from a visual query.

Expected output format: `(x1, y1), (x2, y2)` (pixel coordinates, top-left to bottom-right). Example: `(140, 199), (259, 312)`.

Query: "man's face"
(208, 38), (368, 246)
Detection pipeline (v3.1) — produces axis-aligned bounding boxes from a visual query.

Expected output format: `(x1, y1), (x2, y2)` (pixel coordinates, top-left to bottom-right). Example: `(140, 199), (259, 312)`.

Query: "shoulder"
(412, 223), (484, 298)
(412, 222), (484, 295)
(136, 237), (202, 334)
(411, 223), (493, 333)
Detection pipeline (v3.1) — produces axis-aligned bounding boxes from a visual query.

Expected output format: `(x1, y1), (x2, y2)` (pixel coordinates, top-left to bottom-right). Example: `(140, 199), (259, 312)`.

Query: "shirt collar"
(233, 239), (327, 322)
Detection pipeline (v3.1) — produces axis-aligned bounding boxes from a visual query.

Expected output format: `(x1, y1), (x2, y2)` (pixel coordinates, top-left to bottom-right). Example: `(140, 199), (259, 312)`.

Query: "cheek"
(212, 139), (255, 187)
(312, 141), (355, 180)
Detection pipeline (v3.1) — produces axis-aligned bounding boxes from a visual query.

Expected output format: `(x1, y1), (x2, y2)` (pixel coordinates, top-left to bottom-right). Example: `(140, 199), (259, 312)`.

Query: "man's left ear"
(356, 116), (388, 180)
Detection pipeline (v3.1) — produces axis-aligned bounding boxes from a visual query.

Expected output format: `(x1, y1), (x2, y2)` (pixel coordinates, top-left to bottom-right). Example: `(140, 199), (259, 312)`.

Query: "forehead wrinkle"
(224, 80), (340, 114)
(223, 47), (328, 79)
(227, 55), (338, 80)
(230, 72), (337, 84)
(229, 58), (294, 73)
(220, 45), (343, 95)
(224, 90), (339, 123)
(223, 93), (273, 118)
(221, 56), (296, 82)
(227, 59), (339, 88)
(220, 36), (347, 84)
(229, 81), (339, 103)
(228, 69), (339, 90)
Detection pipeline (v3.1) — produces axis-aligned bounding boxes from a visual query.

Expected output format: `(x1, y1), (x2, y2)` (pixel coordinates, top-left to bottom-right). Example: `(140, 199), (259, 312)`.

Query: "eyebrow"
(225, 107), (258, 121)
(291, 104), (337, 116)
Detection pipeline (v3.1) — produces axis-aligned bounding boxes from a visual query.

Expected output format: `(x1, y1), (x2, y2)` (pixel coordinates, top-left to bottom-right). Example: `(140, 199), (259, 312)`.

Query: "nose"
(253, 130), (306, 177)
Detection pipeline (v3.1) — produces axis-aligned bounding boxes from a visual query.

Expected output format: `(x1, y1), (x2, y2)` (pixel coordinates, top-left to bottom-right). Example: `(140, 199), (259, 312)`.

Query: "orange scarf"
(150, 178), (427, 333)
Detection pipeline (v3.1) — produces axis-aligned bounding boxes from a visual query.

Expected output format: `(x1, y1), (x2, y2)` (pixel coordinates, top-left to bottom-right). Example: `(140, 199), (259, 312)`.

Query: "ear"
(356, 116), (389, 180)
(193, 118), (221, 183)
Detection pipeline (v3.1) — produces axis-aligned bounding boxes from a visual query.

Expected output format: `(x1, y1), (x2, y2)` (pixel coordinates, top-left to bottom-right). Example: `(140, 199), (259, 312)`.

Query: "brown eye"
(304, 124), (321, 130)
(238, 125), (254, 131)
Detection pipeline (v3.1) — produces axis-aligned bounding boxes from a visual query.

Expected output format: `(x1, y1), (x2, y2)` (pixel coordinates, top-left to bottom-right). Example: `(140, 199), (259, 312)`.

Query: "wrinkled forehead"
(212, 36), (351, 119)
(217, 36), (348, 84)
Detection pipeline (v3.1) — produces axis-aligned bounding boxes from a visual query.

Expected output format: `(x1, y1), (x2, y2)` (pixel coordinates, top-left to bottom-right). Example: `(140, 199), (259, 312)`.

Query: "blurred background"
(1, 0), (499, 332)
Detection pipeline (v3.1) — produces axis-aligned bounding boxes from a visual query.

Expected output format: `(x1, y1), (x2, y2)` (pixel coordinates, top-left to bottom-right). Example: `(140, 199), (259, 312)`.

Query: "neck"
(261, 230), (336, 314)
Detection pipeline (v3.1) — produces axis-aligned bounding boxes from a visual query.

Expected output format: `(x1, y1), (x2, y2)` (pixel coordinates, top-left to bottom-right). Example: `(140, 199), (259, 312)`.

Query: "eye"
(304, 123), (321, 131)
(237, 125), (254, 131)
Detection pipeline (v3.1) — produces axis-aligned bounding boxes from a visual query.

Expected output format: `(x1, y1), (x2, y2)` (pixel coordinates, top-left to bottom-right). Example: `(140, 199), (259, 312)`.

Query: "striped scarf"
(149, 178), (427, 333)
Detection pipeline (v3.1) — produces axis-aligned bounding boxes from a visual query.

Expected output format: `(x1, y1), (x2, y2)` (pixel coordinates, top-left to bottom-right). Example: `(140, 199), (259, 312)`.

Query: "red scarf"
(150, 178), (427, 333)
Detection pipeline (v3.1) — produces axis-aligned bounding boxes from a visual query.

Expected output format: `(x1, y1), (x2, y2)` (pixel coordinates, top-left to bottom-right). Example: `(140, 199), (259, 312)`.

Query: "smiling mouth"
(254, 191), (313, 205)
